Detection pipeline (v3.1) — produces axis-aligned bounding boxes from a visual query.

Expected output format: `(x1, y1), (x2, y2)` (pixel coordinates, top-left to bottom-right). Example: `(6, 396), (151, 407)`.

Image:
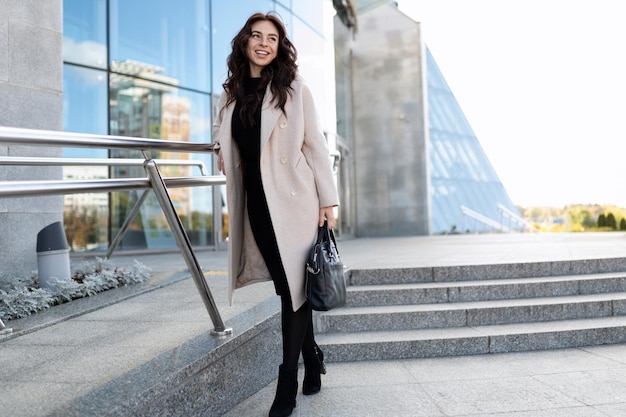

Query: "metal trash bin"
(36, 221), (71, 290)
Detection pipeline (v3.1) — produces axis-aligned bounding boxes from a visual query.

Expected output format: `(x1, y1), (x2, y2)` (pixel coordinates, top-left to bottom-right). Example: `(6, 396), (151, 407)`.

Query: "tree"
(620, 218), (626, 231)
(581, 210), (596, 229)
(607, 212), (617, 230)
(64, 206), (100, 250)
(567, 206), (597, 231)
(598, 213), (607, 228)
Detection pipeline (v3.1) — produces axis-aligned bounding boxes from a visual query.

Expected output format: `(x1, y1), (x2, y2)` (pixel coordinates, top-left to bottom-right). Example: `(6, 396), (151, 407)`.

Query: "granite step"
(318, 292), (626, 333)
(315, 261), (626, 360)
(346, 272), (626, 307)
(316, 316), (626, 361)
(349, 258), (626, 285)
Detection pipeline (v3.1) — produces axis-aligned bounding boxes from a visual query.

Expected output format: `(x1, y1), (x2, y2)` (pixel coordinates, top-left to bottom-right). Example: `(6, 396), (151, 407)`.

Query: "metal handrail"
(498, 203), (539, 232)
(0, 157), (210, 175)
(0, 126), (231, 337)
(0, 126), (216, 152)
(0, 176), (224, 197)
(460, 205), (513, 233)
(0, 318), (12, 336)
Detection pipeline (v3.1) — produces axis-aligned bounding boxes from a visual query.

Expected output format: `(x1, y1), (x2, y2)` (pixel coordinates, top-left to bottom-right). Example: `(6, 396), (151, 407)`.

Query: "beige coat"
(212, 76), (339, 312)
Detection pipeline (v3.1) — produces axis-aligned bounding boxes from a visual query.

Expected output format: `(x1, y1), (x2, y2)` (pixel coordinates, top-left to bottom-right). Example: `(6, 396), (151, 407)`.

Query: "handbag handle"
(307, 221), (339, 274)
(318, 220), (340, 262)
(316, 220), (338, 252)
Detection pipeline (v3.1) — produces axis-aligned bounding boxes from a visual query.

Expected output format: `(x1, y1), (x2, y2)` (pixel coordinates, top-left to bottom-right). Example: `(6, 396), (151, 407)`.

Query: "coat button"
(290, 190), (297, 197)
(280, 157), (288, 165)
(280, 121), (287, 129)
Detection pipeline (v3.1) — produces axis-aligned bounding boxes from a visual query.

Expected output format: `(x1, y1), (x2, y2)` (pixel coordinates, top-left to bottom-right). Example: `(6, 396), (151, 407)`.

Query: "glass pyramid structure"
(426, 47), (523, 234)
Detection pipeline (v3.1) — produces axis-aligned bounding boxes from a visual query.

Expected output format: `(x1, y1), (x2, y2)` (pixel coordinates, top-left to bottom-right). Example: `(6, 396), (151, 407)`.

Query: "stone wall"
(0, 0), (64, 278)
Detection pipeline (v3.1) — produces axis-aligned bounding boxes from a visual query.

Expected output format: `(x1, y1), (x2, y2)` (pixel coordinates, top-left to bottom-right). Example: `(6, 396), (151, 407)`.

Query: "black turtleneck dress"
(232, 77), (289, 296)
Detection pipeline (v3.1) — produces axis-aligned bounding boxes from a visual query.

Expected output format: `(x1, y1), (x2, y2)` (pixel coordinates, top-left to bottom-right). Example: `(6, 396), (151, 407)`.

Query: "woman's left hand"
(319, 206), (336, 230)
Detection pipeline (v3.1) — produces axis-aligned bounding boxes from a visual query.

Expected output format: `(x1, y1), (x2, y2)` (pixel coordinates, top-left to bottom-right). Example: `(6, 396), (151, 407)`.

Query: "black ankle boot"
(269, 365), (298, 417)
(302, 343), (326, 395)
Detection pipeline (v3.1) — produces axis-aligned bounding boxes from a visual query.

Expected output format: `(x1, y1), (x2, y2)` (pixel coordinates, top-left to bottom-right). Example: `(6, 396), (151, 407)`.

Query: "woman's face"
(246, 20), (279, 77)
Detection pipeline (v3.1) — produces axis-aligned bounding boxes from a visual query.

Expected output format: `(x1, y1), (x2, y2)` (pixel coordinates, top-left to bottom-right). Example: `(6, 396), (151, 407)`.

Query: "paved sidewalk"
(3, 232), (626, 417)
(225, 344), (626, 417)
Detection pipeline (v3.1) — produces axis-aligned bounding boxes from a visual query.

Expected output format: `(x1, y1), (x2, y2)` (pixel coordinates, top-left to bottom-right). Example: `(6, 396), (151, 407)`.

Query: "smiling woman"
(212, 12), (339, 417)
(247, 21), (279, 77)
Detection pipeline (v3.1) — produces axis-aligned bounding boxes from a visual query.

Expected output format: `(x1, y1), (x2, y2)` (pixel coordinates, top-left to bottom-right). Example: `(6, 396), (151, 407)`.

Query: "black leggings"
(281, 296), (315, 370)
(246, 205), (315, 369)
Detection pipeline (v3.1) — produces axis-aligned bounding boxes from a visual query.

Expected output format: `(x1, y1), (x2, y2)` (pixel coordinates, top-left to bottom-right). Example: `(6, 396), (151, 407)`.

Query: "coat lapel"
(260, 84), (281, 151)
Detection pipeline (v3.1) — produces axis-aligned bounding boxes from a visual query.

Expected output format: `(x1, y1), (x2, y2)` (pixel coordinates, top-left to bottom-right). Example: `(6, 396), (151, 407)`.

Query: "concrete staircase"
(315, 258), (626, 361)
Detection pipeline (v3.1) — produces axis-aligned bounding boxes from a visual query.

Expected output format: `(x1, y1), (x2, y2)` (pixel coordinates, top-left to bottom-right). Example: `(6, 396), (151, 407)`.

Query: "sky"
(395, 0), (626, 208)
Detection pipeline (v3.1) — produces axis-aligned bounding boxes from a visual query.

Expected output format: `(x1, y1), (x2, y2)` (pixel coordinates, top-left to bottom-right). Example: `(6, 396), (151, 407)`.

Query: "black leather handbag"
(305, 221), (346, 311)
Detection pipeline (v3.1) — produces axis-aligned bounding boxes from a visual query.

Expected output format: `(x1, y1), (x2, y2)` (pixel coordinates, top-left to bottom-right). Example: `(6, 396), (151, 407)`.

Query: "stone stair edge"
(317, 316), (626, 361)
(348, 256), (626, 284)
(333, 291), (626, 314)
(316, 292), (626, 333)
(348, 271), (626, 290)
(317, 315), (626, 343)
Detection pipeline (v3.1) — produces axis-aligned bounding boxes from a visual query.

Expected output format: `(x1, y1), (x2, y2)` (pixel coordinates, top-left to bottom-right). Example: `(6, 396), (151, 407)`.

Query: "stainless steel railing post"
(0, 126), (228, 335)
(144, 159), (232, 337)
(0, 318), (12, 336)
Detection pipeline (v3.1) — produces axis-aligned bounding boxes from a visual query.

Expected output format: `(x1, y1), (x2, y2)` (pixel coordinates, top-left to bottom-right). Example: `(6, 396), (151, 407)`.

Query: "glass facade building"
(332, 1), (523, 237)
(62, 0), (332, 252)
(426, 48), (521, 234)
(62, 0), (522, 252)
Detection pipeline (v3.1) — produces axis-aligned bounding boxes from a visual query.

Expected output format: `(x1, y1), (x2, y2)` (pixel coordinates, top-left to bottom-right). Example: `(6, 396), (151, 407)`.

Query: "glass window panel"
(211, 0), (275, 92)
(110, 0), (210, 92)
(427, 44), (523, 233)
(429, 95), (448, 131)
(276, 0), (292, 11)
(275, 4), (293, 37)
(109, 74), (214, 249)
(431, 141), (450, 179)
(62, 64), (109, 252)
(464, 140), (491, 181)
(292, 15), (327, 113)
(433, 140), (451, 178)
(63, 64), (108, 156)
(63, 0), (107, 68)
(291, 1), (323, 35)
(63, 188), (110, 252)
(456, 139), (478, 180)
(432, 93), (457, 133)
(463, 184), (482, 213)
(440, 96), (462, 134)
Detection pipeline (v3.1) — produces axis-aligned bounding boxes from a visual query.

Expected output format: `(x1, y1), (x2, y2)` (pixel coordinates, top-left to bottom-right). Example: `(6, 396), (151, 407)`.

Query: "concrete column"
(340, 3), (431, 237)
(0, 0), (64, 279)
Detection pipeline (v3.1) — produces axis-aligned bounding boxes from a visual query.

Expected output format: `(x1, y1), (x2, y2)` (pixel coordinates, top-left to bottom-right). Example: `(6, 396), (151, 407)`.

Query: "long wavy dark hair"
(223, 12), (298, 126)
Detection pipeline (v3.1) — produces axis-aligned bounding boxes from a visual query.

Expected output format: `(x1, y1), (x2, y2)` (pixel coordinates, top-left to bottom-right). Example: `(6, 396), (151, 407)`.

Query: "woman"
(212, 12), (339, 417)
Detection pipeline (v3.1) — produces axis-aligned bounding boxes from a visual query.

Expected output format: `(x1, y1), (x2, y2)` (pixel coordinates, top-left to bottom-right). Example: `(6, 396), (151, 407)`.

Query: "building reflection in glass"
(109, 60), (212, 250)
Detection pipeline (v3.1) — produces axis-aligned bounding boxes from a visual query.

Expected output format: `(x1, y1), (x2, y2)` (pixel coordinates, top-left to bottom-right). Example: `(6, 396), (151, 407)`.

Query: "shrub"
(0, 257), (151, 321)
